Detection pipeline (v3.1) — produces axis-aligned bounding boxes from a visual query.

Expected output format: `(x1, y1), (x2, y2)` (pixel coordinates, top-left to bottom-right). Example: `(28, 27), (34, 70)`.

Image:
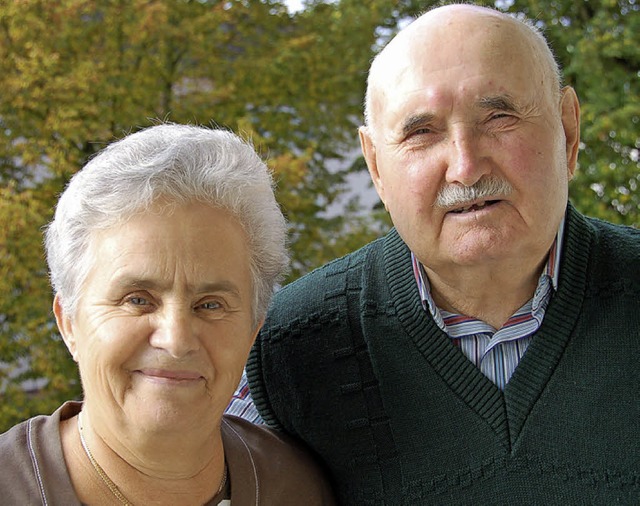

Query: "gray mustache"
(435, 177), (513, 208)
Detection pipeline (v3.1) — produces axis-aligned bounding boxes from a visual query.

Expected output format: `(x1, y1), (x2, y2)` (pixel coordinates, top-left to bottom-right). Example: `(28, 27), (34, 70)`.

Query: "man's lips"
(447, 199), (501, 214)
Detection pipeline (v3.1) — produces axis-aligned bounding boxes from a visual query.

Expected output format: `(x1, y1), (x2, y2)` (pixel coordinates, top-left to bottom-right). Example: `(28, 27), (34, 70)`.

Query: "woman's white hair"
(45, 123), (289, 326)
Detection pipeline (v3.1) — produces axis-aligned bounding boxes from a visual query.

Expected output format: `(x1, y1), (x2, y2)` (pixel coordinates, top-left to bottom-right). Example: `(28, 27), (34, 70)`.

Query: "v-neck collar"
(384, 204), (590, 450)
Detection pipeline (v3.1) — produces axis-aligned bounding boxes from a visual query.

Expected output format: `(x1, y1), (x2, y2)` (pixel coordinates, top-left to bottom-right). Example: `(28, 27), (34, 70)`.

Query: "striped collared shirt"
(226, 369), (263, 423)
(412, 218), (565, 390)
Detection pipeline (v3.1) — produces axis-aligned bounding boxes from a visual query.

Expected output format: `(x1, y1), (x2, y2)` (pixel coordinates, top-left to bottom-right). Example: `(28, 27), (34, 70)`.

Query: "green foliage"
(0, 0), (637, 432)
(506, 0), (640, 225)
(0, 0), (418, 431)
(0, 181), (82, 428)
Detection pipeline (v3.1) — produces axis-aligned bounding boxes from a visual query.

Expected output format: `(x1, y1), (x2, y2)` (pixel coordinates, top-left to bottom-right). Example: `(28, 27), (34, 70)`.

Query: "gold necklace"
(77, 412), (228, 505)
(78, 412), (133, 505)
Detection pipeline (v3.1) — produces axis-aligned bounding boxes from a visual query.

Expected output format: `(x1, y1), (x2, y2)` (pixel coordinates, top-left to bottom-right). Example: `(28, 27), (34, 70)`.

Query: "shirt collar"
(412, 216), (566, 322)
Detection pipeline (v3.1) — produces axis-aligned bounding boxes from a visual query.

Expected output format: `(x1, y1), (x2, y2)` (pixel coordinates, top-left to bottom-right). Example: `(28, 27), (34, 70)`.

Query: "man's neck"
(424, 258), (546, 330)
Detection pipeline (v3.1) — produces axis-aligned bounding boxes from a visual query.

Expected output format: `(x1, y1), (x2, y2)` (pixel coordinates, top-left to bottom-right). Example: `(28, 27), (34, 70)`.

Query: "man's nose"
(149, 306), (200, 358)
(444, 125), (491, 187)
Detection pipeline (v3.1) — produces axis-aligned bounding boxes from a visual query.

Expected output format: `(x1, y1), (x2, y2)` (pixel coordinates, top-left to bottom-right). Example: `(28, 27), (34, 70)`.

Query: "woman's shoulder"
(0, 401), (82, 504)
(221, 415), (336, 505)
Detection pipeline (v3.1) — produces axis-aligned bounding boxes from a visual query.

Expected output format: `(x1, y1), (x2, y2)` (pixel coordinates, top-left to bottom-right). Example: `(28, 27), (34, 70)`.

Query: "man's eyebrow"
(478, 94), (520, 112)
(401, 112), (437, 137)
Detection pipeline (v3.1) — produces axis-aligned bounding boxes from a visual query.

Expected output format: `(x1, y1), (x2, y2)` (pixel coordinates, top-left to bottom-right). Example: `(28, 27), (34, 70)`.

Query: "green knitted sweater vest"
(247, 205), (640, 505)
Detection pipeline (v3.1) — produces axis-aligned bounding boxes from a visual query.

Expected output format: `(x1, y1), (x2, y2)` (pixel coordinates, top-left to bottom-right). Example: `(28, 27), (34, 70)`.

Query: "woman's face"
(55, 201), (258, 440)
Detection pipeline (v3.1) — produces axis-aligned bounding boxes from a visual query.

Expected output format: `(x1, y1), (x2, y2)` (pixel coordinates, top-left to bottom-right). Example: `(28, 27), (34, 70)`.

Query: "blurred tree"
(0, 181), (73, 426)
(0, 0), (420, 430)
(506, 0), (640, 224)
(0, 0), (636, 431)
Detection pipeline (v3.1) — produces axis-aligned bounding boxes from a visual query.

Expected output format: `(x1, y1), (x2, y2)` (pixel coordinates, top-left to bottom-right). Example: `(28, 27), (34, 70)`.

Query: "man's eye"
(489, 112), (516, 122)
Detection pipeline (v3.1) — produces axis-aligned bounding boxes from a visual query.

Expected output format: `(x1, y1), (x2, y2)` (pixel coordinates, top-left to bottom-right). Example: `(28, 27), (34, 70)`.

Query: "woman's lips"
(136, 369), (203, 381)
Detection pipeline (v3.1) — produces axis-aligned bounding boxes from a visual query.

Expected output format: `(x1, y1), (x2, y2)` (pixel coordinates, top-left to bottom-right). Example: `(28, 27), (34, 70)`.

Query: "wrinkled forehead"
(368, 8), (554, 129)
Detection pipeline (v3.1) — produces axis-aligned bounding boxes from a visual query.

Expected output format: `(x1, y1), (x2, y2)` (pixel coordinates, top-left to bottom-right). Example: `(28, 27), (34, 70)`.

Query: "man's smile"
(447, 199), (503, 214)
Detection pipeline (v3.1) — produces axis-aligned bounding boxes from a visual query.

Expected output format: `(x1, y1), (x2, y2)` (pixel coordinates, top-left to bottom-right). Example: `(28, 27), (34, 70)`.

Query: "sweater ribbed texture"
(247, 204), (640, 505)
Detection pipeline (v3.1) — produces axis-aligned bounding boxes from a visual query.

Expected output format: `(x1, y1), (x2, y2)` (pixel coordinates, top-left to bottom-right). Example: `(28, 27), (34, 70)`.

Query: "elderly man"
(245, 4), (640, 505)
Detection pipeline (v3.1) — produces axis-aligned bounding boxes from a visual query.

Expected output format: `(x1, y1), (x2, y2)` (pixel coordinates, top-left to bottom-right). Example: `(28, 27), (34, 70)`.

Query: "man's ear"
(359, 126), (387, 207)
(560, 86), (581, 179)
(53, 294), (78, 362)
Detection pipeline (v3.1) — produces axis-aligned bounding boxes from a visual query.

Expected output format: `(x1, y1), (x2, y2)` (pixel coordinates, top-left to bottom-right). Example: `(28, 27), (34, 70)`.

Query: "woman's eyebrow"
(111, 276), (241, 297)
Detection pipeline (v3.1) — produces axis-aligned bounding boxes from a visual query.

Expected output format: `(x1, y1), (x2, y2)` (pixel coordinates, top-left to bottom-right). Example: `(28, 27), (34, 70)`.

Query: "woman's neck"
(60, 414), (227, 506)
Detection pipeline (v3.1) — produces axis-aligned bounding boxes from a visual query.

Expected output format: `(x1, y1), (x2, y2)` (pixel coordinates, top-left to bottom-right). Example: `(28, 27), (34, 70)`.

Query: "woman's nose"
(149, 306), (200, 358)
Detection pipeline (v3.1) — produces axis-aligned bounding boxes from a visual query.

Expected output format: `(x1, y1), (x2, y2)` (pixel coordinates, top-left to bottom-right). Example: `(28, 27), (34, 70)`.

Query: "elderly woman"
(0, 124), (335, 505)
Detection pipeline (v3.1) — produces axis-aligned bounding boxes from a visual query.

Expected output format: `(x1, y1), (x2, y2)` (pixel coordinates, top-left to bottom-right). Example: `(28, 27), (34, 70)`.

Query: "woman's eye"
(122, 295), (155, 313)
(128, 296), (149, 306)
(199, 301), (222, 310)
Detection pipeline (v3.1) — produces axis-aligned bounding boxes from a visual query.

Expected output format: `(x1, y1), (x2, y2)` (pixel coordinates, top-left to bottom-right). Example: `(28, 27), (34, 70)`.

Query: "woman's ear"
(53, 294), (78, 362)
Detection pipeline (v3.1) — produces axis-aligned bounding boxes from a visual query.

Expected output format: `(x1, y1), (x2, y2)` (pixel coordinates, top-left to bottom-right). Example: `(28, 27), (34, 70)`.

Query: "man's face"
(55, 202), (257, 439)
(361, 10), (579, 274)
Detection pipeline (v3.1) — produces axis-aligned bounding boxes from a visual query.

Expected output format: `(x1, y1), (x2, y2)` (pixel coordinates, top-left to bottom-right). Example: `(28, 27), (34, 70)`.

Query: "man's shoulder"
(585, 214), (640, 245)
(582, 214), (640, 268)
(570, 211), (640, 296)
(268, 233), (390, 313)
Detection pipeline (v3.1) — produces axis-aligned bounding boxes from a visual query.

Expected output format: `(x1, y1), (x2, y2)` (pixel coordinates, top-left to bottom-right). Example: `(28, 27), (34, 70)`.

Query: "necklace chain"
(77, 412), (132, 505)
(77, 412), (228, 505)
